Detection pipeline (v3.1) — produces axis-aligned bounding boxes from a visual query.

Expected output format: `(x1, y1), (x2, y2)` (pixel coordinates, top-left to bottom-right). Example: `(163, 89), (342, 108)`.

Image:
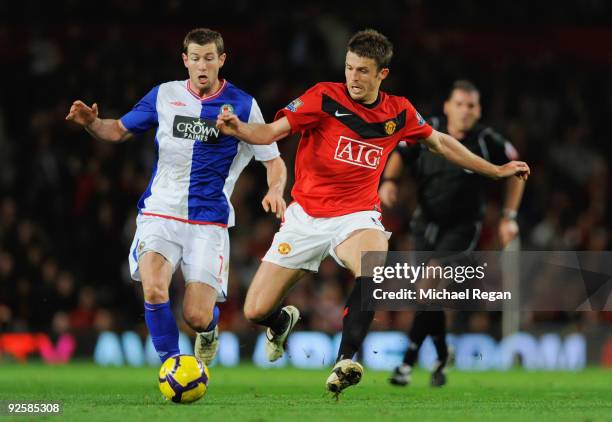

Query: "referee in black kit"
(379, 80), (525, 387)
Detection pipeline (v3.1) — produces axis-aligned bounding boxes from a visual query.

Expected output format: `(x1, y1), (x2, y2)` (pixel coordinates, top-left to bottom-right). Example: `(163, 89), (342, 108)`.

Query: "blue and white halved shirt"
(120, 79), (279, 227)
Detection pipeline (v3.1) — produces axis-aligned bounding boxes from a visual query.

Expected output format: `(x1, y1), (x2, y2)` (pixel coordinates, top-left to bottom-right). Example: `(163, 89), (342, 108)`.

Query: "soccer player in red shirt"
(217, 29), (530, 395)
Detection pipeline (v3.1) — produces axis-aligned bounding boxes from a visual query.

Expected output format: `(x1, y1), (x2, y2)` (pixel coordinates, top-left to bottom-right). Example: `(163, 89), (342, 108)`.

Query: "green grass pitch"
(0, 363), (610, 421)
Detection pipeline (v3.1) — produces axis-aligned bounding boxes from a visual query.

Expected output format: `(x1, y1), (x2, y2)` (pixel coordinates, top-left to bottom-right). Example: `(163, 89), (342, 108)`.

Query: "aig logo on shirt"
(173, 115), (220, 143)
(334, 136), (383, 170)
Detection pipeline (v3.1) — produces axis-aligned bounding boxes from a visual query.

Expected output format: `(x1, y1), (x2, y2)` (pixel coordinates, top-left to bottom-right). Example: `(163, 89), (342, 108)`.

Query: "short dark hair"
(183, 28), (224, 55)
(347, 29), (393, 70)
(449, 80), (479, 98)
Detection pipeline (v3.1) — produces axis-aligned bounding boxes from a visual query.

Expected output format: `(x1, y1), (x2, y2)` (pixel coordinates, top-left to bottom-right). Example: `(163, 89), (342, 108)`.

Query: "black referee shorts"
(410, 216), (482, 264)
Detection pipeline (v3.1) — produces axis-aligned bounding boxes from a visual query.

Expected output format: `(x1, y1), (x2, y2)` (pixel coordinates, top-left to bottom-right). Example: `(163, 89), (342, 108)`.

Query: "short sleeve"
(248, 98), (265, 124)
(248, 98), (280, 161)
(274, 84), (326, 134)
(120, 86), (159, 135)
(250, 143), (280, 162)
(400, 100), (433, 145)
(484, 129), (519, 165)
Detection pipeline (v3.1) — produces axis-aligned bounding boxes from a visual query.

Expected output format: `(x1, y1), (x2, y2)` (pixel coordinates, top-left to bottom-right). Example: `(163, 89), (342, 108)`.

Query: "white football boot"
(265, 305), (300, 362)
(194, 325), (219, 366)
(325, 359), (364, 396)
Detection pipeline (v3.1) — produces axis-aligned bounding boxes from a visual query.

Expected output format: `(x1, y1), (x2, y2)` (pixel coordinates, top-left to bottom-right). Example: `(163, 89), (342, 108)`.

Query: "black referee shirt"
(397, 116), (518, 224)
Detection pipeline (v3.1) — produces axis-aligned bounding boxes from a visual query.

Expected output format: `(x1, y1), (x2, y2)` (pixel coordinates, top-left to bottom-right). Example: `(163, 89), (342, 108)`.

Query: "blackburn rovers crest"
(220, 103), (234, 114)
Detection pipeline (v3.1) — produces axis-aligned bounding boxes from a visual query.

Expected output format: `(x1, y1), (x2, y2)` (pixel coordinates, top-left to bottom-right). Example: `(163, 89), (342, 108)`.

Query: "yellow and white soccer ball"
(158, 354), (210, 403)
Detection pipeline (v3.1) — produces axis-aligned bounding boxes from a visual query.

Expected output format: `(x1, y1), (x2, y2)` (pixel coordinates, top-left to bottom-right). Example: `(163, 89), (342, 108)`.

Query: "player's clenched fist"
(65, 100), (99, 127)
(216, 112), (241, 136)
(378, 180), (398, 208)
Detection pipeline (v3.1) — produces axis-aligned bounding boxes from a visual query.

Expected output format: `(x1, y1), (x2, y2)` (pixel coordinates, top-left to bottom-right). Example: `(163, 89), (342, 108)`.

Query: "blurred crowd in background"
(0, 1), (611, 340)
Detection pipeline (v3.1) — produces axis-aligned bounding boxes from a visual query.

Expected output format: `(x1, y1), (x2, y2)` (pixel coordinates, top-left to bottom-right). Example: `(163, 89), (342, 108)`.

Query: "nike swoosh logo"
(334, 110), (351, 117)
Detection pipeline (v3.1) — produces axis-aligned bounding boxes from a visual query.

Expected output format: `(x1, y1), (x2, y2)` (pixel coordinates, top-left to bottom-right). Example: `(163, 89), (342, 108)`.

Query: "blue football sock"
(203, 305), (220, 332)
(144, 301), (180, 362)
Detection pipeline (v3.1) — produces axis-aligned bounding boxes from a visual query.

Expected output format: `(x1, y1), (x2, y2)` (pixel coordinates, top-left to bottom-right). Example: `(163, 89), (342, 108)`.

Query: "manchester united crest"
(384, 120), (397, 135)
(278, 242), (292, 255)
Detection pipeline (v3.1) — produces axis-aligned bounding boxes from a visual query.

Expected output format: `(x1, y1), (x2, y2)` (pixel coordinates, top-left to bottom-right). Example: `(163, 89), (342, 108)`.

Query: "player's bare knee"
(183, 307), (213, 332)
(142, 286), (168, 303)
(243, 305), (258, 322)
(244, 303), (268, 323)
(141, 277), (169, 303)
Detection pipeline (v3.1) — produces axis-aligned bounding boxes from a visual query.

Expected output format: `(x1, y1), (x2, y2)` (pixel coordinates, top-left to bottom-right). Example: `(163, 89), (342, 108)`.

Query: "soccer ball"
(158, 354), (210, 403)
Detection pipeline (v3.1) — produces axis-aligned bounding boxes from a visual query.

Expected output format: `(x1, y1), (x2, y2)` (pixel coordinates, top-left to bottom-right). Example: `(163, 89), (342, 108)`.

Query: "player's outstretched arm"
(420, 130), (530, 180)
(216, 113), (291, 145)
(65, 100), (132, 143)
(261, 156), (288, 219)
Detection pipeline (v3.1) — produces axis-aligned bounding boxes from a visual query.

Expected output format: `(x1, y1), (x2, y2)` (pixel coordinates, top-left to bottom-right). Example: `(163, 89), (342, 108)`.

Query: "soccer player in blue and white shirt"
(66, 28), (287, 365)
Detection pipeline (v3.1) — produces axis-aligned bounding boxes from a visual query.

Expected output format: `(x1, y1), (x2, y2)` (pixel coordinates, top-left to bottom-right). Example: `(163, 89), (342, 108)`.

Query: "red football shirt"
(275, 82), (433, 217)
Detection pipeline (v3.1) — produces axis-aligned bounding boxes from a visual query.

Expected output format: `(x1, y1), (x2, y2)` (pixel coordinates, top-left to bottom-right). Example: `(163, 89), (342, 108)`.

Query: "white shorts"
(263, 202), (391, 272)
(128, 214), (229, 302)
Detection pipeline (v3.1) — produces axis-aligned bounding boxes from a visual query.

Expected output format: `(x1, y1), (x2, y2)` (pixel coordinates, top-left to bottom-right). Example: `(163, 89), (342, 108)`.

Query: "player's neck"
(192, 78), (224, 99)
(345, 85), (381, 108)
(357, 91), (381, 108)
